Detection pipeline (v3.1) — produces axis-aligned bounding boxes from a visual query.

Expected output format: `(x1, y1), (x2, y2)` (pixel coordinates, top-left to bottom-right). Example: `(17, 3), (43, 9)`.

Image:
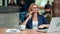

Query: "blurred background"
(0, 0), (60, 28)
(0, 0), (60, 17)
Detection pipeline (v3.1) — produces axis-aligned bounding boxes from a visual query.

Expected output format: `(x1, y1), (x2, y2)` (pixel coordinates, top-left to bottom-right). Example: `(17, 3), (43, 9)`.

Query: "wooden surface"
(0, 28), (60, 34)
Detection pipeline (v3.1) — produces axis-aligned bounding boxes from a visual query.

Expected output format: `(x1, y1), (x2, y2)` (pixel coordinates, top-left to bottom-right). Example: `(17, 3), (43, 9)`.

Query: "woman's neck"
(33, 12), (38, 21)
(33, 12), (37, 16)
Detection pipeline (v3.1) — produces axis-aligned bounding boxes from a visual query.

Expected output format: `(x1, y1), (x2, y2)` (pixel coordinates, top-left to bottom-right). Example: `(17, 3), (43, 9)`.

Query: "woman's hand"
(28, 11), (33, 18)
(38, 24), (49, 29)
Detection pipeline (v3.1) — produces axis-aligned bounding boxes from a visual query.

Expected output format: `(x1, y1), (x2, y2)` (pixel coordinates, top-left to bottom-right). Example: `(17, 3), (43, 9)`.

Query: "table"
(0, 28), (60, 34)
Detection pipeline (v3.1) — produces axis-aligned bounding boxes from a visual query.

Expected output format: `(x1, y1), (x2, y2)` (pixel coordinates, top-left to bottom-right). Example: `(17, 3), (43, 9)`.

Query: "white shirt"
(32, 21), (38, 30)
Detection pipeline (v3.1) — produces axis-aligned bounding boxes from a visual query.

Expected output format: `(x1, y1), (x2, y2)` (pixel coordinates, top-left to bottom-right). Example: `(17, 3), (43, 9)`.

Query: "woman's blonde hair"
(28, 3), (39, 13)
(26, 3), (41, 17)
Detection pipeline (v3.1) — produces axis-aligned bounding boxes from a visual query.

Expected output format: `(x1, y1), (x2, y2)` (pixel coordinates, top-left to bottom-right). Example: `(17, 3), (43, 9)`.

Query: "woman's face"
(32, 5), (38, 13)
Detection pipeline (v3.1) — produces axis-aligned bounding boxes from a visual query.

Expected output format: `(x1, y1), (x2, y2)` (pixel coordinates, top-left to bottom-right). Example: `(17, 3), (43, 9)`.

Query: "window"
(35, 0), (54, 6)
(0, 0), (2, 6)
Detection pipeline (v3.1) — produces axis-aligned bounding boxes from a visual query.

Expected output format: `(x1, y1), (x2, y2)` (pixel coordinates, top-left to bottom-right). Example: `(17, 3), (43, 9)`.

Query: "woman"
(22, 3), (49, 29)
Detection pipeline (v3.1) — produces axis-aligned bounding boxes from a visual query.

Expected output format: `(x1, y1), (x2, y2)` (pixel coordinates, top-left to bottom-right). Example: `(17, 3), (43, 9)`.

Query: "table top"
(0, 28), (60, 34)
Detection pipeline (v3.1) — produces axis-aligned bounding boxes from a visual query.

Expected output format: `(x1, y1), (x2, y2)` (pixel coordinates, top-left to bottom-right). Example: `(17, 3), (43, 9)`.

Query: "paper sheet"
(6, 29), (20, 32)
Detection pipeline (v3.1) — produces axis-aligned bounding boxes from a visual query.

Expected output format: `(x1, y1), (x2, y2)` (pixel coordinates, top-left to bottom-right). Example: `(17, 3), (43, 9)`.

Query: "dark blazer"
(26, 14), (48, 29)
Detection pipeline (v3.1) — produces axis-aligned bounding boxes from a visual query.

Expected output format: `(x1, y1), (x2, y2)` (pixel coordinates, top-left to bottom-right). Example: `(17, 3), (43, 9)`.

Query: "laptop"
(38, 17), (60, 33)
